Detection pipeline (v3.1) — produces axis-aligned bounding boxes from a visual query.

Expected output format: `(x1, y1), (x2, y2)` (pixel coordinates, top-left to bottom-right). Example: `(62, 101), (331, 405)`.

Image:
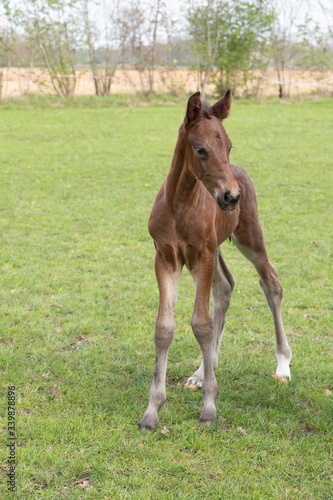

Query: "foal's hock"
(139, 91), (292, 430)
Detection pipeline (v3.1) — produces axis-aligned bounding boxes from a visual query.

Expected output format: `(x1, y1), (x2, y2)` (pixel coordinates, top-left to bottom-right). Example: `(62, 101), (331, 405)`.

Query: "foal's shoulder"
(148, 182), (174, 241)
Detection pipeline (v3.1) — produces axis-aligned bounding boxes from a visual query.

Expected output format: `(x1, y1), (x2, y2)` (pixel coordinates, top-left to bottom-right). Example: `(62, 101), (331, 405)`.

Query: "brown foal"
(139, 91), (292, 430)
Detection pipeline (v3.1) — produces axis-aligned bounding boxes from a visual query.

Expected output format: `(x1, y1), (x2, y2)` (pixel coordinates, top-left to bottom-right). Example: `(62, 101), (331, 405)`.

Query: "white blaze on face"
(214, 183), (228, 199)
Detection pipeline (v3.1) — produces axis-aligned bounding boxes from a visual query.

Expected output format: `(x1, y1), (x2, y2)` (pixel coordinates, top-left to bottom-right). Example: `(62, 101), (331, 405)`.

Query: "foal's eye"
(196, 148), (207, 156)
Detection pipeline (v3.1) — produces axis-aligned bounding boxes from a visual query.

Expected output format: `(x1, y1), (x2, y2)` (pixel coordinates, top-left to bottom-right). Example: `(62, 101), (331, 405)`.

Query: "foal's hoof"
(273, 374), (290, 383)
(138, 412), (158, 431)
(185, 376), (202, 391)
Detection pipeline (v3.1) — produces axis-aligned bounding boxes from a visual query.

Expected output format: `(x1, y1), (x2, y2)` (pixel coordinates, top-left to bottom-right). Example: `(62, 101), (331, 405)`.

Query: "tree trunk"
(17, 63), (23, 96)
(0, 71), (3, 105)
(201, 67), (210, 99)
(39, 42), (65, 99)
(149, 0), (161, 94)
(83, 0), (100, 96)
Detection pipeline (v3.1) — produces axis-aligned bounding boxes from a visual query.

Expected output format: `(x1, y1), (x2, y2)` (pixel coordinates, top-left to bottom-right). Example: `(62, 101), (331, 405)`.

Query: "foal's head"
(183, 91), (240, 211)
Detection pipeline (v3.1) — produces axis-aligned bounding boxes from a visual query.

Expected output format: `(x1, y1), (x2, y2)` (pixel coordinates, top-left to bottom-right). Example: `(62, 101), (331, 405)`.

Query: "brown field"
(1, 67), (333, 98)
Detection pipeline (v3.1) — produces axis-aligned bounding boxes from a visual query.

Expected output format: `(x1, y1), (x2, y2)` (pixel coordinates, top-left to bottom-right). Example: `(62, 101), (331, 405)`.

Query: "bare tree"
(0, 69), (3, 103)
(0, 0), (28, 95)
(98, 0), (123, 96)
(121, 4), (146, 91)
(24, 0), (80, 98)
(318, 1), (333, 39)
(122, 0), (170, 95)
(146, 0), (164, 93)
(270, 0), (306, 98)
(82, 0), (100, 95)
(83, 0), (128, 96)
(186, 0), (223, 98)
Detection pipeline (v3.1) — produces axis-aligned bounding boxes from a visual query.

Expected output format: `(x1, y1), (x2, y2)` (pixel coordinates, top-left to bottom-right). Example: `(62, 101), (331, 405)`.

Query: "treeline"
(0, 0), (332, 98)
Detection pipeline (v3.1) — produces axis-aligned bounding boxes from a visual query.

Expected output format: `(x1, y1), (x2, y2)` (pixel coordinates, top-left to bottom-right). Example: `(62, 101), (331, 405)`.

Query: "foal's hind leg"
(186, 248), (234, 389)
(139, 251), (182, 430)
(232, 219), (292, 380)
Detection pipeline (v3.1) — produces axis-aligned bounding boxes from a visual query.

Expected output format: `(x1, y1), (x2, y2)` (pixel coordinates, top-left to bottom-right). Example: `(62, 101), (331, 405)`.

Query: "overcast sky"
(163, 0), (333, 33)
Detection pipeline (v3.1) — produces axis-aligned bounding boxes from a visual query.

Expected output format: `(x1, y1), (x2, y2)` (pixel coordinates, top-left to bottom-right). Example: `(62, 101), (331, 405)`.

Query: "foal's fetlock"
(275, 352), (292, 381)
(199, 404), (217, 425)
(139, 410), (159, 431)
(139, 389), (166, 430)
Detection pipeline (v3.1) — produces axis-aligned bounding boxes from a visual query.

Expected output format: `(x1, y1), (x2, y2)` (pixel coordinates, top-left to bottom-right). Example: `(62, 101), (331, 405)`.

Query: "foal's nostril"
(217, 190), (240, 211)
(224, 191), (231, 205)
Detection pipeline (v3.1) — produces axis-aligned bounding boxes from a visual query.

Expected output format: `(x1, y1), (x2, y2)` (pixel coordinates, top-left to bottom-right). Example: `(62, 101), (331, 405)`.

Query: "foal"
(139, 91), (292, 430)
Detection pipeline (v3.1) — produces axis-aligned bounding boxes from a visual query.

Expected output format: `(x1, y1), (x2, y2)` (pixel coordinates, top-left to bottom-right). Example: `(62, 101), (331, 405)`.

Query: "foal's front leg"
(186, 248), (235, 389)
(190, 253), (219, 424)
(139, 252), (182, 430)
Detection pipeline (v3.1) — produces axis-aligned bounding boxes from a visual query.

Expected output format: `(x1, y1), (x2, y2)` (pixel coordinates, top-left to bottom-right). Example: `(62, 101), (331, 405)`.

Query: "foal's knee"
(191, 315), (214, 346)
(155, 317), (175, 349)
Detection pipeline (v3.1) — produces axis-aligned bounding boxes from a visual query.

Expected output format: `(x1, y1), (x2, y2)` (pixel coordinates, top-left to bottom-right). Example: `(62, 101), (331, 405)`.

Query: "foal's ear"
(211, 90), (232, 120)
(185, 92), (201, 125)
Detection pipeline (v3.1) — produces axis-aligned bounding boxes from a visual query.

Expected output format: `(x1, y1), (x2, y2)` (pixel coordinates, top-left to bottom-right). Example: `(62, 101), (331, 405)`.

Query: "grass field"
(0, 98), (332, 499)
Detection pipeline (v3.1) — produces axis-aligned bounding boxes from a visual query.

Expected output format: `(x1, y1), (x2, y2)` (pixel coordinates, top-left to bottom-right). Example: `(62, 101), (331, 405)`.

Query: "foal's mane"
(202, 99), (212, 119)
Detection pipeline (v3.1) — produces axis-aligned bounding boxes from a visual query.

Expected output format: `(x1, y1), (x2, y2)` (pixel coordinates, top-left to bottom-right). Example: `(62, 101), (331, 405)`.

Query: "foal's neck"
(165, 134), (199, 211)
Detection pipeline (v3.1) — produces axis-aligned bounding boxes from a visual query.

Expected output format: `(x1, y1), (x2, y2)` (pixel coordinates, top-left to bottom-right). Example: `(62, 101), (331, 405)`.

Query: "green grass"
(0, 91), (329, 110)
(0, 99), (332, 499)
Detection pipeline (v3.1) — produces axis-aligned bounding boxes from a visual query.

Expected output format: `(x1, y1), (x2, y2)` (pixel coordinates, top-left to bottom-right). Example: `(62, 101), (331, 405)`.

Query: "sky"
(163, 0), (333, 34)
(0, 0), (332, 42)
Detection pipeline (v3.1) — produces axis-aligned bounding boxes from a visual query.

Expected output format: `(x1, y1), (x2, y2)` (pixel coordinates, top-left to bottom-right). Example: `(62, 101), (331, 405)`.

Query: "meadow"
(0, 97), (332, 499)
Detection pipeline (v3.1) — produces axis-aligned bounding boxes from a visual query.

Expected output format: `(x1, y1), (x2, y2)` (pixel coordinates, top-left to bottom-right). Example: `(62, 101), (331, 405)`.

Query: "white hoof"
(185, 364), (204, 390)
(185, 376), (202, 391)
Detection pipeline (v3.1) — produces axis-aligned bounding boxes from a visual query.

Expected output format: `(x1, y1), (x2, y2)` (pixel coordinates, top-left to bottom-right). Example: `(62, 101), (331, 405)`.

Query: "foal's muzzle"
(216, 190), (241, 211)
